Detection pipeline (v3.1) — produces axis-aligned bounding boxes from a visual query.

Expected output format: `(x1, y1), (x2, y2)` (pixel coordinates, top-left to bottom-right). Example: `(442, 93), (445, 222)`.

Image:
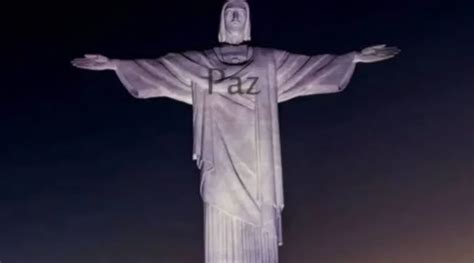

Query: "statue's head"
(218, 0), (251, 45)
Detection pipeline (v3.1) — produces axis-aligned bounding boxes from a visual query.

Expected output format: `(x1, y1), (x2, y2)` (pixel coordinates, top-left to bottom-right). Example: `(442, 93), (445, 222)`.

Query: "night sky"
(2, 0), (473, 262)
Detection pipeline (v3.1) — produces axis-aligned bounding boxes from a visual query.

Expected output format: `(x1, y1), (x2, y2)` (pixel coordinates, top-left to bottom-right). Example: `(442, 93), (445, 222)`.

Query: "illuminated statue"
(72, 0), (400, 262)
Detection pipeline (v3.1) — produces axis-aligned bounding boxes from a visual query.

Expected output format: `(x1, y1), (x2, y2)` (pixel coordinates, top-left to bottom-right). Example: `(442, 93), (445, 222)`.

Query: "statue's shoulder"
(252, 46), (289, 62)
(172, 49), (210, 60)
(160, 49), (214, 66)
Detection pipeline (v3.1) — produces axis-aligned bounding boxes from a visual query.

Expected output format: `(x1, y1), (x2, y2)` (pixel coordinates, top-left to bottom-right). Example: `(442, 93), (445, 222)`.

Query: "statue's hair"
(218, 0), (251, 44)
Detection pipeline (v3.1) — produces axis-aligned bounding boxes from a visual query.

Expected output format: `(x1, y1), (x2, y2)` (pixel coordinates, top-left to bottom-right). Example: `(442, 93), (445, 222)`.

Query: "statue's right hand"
(71, 54), (116, 71)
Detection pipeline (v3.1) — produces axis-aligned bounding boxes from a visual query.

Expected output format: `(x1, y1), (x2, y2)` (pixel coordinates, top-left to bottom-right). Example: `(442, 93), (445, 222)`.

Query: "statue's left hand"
(71, 54), (117, 71)
(354, 45), (400, 63)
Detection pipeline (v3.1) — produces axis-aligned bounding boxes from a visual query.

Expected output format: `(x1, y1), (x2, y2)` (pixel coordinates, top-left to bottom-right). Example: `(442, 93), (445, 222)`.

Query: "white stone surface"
(71, 0), (400, 262)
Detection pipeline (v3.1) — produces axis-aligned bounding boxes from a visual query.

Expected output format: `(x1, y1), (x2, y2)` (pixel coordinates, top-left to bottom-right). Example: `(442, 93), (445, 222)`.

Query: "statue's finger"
(72, 63), (92, 69)
(73, 61), (94, 68)
(362, 48), (376, 55)
(378, 49), (400, 57)
(381, 46), (399, 51)
(371, 44), (386, 49)
(72, 59), (93, 66)
(72, 62), (86, 68)
(388, 50), (401, 56)
(377, 51), (393, 57)
(73, 62), (101, 70)
(385, 50), (401, 57)
(72, 58), (88, 63)
(85, 54), (101, 58)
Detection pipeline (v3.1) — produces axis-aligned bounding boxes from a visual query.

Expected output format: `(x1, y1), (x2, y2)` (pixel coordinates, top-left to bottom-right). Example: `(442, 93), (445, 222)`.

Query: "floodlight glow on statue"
(72, 0), (400, 262)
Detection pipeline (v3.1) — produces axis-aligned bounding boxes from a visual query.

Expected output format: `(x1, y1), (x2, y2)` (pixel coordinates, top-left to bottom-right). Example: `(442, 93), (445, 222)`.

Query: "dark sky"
(2, 0), (473, 262)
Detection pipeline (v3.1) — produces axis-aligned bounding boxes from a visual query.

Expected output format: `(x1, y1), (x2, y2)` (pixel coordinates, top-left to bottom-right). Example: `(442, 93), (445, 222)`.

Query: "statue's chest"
(194, 49), (276, 111)
(205, 59), (271, 99)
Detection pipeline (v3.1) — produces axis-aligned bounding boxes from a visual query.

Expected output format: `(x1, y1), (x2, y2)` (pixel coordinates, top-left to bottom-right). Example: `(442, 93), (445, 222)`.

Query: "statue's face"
(218, 1), (250, 45)
(224, 6), (247, 33)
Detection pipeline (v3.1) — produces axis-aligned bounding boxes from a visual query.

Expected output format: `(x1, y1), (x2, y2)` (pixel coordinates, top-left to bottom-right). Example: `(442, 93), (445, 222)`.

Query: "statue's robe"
(115, 47), (356, 263)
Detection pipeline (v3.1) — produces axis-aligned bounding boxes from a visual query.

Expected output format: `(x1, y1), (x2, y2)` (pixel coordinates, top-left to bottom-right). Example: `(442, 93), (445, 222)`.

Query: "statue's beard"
(224, 30), (246, 45)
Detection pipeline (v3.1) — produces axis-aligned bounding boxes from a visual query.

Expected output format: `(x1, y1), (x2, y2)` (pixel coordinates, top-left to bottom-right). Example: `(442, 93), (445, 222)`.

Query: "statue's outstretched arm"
(71, 53), (194, 104)
(276, 44), (400, 102)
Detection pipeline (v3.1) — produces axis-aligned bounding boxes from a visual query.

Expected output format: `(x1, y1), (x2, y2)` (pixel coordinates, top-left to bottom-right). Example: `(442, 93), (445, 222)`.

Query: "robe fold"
(115, 47), (356, 263)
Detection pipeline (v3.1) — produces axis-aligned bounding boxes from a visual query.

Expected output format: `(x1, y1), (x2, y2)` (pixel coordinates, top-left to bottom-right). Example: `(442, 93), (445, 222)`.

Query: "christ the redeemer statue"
(72, 0), (400, 262)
